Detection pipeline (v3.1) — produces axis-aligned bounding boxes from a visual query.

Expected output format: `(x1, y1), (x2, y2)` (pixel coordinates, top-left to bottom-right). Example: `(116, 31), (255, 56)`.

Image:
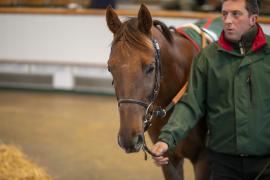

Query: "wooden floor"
(0, 90), (194, 180)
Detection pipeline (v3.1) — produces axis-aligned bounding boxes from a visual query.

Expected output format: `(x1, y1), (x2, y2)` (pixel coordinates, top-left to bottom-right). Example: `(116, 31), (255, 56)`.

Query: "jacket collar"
(218, 24), (267, 52)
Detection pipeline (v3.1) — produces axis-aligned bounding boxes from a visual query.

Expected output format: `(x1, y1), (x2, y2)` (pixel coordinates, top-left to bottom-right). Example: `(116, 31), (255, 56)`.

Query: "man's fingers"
(154, 161), (168, 167)
(151, 141), (169, 166)
(151, 145), (162, 155)
(151, 142), (168, 156)
(153, 157), (169, 166)
(152, 156), (168, 161)
(153, 157), (169, 163)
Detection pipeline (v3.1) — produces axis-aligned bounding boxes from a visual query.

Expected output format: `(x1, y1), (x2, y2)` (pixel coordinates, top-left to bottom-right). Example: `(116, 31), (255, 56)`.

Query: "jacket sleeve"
(159, 51), (208, 151)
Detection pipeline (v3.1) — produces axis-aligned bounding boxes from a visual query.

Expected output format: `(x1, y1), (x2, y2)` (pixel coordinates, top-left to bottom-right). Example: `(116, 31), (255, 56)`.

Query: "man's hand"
(151, 141), (169, 166)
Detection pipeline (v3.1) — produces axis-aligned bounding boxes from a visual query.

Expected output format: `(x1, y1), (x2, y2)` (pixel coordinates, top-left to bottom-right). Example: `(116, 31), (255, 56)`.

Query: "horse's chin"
(122, 143), (143, 153)
(124, 146), (142, 153)
(118, 134), (144, 153)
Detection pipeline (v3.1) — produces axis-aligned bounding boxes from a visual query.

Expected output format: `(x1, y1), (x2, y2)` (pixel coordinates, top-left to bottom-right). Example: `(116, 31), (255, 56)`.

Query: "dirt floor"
(0, 89), (194, 180)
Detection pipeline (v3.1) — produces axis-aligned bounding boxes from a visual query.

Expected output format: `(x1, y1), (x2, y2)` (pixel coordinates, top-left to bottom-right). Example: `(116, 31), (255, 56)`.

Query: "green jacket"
(159, 25), (270, 156)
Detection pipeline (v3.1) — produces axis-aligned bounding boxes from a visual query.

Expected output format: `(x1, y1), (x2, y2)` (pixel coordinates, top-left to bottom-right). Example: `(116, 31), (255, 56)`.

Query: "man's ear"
(250, 14), (258, 26)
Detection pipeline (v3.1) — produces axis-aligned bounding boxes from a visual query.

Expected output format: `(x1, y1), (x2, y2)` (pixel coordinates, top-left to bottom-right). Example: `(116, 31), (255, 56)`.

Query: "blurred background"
(0, 0), (269, 179)
(0, 0), (270, 13)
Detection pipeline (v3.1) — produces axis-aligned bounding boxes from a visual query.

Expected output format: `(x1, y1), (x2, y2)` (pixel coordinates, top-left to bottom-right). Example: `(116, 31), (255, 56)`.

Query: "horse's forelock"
(112, 18), (152, 50)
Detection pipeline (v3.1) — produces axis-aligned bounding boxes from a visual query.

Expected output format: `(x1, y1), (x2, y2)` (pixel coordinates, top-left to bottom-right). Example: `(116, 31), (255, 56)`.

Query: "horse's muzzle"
(118, 134), (144, 153)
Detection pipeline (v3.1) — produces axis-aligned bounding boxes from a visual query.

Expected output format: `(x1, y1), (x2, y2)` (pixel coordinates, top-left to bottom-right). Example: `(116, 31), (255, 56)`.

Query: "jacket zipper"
(246, 68), (252, 103)
(240, 41), (252, 103)
(239, 41), (245, 55)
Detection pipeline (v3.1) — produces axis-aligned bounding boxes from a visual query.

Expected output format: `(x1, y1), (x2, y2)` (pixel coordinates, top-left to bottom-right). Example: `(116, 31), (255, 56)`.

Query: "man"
(151, 0), (270, 179)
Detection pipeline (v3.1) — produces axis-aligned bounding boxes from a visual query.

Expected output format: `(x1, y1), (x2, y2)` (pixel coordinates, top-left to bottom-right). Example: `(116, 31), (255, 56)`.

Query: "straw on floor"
(0, 144), (52, 180)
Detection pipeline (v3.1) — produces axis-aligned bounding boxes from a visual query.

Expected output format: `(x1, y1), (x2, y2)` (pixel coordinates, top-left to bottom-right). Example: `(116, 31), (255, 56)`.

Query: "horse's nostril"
(133, 134), (144, 151)
(117, 135), (123, 148)
(137, 134), (144, 145)
(118, 134), (144, 153)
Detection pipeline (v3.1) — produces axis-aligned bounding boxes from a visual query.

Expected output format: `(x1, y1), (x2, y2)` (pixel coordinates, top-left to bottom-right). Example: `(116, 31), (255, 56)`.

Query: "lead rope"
(141, 82), (188, 160)
(141, 82), (188, 161)
(142, 133), (161, 160)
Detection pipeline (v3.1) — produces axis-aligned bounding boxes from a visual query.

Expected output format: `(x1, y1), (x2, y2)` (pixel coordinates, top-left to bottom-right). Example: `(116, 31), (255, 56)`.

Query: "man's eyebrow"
(221, 10), (242, 13)
(231, 10), (241, 12)
(221, 10), (228, 14)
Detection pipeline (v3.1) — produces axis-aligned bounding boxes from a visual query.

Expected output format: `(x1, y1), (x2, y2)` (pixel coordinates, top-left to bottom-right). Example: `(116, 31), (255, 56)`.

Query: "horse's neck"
(158, 35), (197, 106)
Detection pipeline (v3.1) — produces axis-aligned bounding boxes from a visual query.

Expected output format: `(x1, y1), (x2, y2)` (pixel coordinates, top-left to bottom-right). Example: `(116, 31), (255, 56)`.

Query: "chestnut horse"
(106, 5), (211, 180)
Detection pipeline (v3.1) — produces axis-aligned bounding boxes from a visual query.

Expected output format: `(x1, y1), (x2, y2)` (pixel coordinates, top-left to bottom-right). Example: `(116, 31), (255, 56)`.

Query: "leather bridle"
(116, 38), (188, 160)
(117, 38), (163, 129)
(117, 38), (165, 159)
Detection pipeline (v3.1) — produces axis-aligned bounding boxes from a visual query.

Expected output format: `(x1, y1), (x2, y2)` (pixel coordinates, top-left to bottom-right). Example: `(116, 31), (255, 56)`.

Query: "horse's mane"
(153, 20), (173, 43)
(112, 18), (173, 50)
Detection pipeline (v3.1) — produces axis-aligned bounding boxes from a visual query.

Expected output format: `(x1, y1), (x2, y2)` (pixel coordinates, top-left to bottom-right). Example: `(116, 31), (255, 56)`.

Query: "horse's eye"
(112, 79), (114, 86)
(145, 64), (155, 74)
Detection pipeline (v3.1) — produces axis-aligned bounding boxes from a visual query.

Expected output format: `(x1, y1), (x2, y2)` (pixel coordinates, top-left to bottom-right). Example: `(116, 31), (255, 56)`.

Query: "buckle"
(239, 153), (249, 157)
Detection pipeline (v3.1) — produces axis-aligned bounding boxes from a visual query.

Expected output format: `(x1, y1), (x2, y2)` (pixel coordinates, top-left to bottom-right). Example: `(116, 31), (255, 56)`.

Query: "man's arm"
(151, 51), (208, 165)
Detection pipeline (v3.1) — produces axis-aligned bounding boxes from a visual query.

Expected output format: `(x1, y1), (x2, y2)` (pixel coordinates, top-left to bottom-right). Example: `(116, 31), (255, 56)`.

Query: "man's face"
(222, 0), (257, 41)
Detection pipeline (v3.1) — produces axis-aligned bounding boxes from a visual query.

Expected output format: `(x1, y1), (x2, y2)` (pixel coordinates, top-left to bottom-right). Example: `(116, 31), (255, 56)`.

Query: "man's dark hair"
(245, 0), (259, 15)
(222, 0), (259, 15)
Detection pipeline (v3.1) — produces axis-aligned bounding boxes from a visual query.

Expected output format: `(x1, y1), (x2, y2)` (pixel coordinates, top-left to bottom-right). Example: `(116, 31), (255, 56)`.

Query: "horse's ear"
(106, 5), (122, 34)
(138, 4), (152, 35)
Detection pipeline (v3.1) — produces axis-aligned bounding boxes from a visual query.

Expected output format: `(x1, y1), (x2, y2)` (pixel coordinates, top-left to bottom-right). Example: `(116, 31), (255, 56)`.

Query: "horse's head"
(106, 4), (160, 153)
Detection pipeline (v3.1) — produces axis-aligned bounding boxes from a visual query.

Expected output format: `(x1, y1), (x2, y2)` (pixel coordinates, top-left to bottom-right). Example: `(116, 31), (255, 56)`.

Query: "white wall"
(0, 13), (198, 65)
(0, 14), (112, 65)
